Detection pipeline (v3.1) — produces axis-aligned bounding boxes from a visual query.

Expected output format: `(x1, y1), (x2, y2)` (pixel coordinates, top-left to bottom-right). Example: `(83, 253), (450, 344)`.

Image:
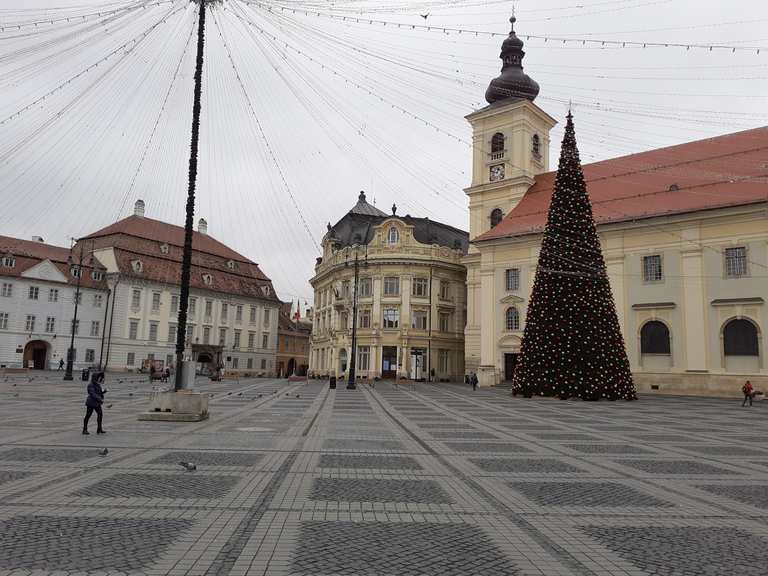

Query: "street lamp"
(64, 240), (85, 381)
(344, 244), (367, 390)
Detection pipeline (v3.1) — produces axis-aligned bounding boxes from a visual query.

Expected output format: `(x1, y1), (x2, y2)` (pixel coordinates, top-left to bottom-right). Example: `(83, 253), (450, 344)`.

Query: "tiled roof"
(0, 235), (107, 290)
(476, 126), (768, 242)
(85, 215), (251, 262)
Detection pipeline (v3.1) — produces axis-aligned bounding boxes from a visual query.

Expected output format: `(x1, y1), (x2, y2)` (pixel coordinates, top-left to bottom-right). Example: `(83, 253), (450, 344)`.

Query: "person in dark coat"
(471, 373), (478, 391)
(83, 371), (106, 435)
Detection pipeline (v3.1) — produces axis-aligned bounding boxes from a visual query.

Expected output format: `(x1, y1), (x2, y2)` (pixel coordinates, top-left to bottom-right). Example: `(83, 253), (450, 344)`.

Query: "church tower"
(464, 16), (556, 244)
(464, 16), (556, 383)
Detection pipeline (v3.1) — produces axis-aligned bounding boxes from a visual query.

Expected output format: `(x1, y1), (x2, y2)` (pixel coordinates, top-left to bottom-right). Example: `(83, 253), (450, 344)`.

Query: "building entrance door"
(409, 348), (425, 380)
(381, 346), (397, 379)
(23, 341), (49, 370)
(504, 353), (519, 382)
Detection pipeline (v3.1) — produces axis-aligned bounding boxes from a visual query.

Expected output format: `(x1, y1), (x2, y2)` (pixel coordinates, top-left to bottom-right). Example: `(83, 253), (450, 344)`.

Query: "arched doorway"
(339, 349), (348, 374)
(723, 318), (760, 372)
(287, 358), (296, 376)
(23, 340), (49, 370)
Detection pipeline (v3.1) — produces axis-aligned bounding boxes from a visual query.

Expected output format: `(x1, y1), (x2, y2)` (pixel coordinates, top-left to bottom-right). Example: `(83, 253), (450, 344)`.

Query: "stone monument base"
(138, 389), (209, 422)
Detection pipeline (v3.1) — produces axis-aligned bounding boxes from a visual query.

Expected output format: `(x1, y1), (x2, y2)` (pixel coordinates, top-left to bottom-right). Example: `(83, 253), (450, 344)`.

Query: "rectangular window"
(171, 295), (179, 313)
(232, 357), (239, 369)
(505, 268), (520, 291)
(48, 288), (59, 302)
(263, 309), (270, 328)
(204, 300), (213, 318)
(28, 286), (39, 300)
(203, 326), (211, 345)
(131, 289), (141, 309)
(411, 309), (428, 330)
(248, 332), (256, 349)
(438, 350), (450, 373)
(359, 308), (371, 329)
(152, 292), (162, 312)
(383, 308), (400, 329)
(359, 277), (372, 297)
(168, 324), (177, 343)
(412, 277), (428, 297)
(90, 321), (100, 337)
(189, 297), (197, 315)
(221, 302), (229, 323)
(262, 333), (269, 349)
(93, 294), (102, 307)
(127, 352), (135, 366)
(70, 319), (79, 335)
(260, 358), (267, 370)
(439, 280), (451, 300)
(383, 276), (400, 296)
(46, 317), (55, 333)
(234, 330), (241, 349)
(236, 305), (243, 323)
(25, 314), (36, 332)
(358, 346), (370, 371)
(341, 280), (350, 299)
(129, 320), (138, 340)
(249, 305), (256, 323)
(148, 322), (158, 342)
(85, 349), (95, 363)
(725, 246), (748, 278)
(1, 283), (12, 297)
(439, 312), (451, 332)
(219, 328), (227, 346)
(642, 255), (663, 282)
(247, 358), (254, 369)
(0, 312), (9, 330)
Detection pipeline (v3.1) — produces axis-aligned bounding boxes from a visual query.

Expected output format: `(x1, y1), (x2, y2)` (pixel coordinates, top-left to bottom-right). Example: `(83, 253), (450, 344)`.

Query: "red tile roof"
(85, 215), (251, 262)
(0, 235), (107, 289)
(476, 126), (768, 242)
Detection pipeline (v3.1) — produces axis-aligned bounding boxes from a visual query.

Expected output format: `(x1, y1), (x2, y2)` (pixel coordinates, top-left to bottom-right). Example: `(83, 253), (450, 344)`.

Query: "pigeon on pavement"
(179, 461), (197, 472)
(98, 448), (109, 456)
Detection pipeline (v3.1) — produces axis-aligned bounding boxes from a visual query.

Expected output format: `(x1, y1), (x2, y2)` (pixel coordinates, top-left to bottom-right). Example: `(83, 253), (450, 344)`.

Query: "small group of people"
(465, 372), (479, 390)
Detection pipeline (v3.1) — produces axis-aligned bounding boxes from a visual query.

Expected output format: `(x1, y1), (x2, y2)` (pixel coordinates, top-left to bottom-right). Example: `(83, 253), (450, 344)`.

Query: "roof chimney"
(198, 218), (208, 235)
(134, 199), (145, 218)
(31, 236), (45, 243)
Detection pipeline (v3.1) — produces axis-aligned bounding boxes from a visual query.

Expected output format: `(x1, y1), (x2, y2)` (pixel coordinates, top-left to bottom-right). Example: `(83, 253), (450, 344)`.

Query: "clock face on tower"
(489, 163), (505, 182)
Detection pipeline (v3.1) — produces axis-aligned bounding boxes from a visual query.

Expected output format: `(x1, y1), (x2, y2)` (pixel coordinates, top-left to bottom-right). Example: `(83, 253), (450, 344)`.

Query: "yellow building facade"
(309, 193), (467, 382)
(465, 19), (767, 395)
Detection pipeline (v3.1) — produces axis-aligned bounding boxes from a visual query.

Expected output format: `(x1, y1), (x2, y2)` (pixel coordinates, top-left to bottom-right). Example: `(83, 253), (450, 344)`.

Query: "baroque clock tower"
(463, 16), (556, 383)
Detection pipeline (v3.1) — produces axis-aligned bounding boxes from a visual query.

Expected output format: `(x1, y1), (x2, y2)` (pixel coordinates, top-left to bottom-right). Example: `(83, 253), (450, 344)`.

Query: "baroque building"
(276, 302), (312, 377)
(309, 192), (468, 381)
(465, 17), (768, 394)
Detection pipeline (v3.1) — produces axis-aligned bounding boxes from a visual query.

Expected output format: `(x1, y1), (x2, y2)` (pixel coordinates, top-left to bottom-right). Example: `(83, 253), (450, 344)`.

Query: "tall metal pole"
(174, 0), (207, 390)
(64, 242), (84, 381)
(346, 248), (359, 390)
(98, 287), (111, 370)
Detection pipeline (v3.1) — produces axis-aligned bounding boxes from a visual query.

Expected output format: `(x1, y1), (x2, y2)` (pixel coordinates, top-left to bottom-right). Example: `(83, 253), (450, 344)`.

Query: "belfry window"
(490, 132), (505, 160)
(532, 134), (541, 158)
(490, 208), (503, 228)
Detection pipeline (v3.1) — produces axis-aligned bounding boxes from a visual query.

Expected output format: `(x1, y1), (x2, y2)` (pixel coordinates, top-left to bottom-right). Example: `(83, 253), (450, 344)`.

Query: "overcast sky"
(1, 0), (766, 305)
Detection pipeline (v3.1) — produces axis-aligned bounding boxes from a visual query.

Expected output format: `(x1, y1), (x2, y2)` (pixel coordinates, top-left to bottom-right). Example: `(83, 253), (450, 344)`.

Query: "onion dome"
(485, 16), (540, 104)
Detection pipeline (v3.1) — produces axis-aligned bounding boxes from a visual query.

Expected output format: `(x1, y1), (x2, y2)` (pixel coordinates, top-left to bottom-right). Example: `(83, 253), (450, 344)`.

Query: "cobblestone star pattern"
(509, 481), (673, 507)
(582, 526), (768, 575)
(292, 521), (519, 575)
(72, 473), (241, 499)
(0, 515), (190, 571)
(310, 478), (453, 504)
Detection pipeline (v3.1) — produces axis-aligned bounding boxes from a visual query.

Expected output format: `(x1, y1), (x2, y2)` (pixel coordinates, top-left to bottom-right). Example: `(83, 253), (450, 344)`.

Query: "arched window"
(640, 321), (670, 354)
(505, 307), (520, 331)
(532, 134), (541, 157)
(724, 319), (759, 356)
(490, 208), (503, 228)
(491, 132), (504, 154)
(387, 226), (399, 245)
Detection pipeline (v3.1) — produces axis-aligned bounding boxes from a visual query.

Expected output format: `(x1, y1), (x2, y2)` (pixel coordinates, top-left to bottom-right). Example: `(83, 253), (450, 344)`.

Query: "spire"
(485, 15), (540, 104)
(349, 190), (387, 216)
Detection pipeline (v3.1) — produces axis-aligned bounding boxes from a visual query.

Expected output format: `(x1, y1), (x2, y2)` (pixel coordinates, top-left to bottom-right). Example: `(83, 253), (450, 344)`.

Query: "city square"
(1, 373), (767, 575)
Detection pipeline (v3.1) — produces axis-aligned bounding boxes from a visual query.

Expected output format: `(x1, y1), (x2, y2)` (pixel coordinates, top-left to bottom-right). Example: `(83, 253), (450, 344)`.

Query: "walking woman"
(83, 371), (107, 435)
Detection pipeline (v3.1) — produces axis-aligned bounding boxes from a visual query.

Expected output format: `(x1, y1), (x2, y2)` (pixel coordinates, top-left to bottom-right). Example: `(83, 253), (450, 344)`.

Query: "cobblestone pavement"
(1, 373), (767, 575)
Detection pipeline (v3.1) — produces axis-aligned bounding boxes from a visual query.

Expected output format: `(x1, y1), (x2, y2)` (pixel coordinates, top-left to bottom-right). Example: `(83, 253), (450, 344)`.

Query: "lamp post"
(64, 240), (85, 381)
(345, 244), (367, 390)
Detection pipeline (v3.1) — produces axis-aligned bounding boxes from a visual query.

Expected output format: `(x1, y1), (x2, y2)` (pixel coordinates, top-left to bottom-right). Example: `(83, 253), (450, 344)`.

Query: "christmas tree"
(511, 111), (636, 401)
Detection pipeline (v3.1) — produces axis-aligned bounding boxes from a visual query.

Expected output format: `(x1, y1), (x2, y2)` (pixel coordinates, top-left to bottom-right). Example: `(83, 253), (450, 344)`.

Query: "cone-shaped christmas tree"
(511, 111), (636, 401)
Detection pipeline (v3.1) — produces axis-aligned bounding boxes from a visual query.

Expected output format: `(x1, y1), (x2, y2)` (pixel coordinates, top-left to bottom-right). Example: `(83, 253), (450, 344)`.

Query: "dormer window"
(159, 243), (170, 254)
(1, 255), (15, 268)
(202, 273), (213, 286)
(387, 226), (399, 245)
(70, 266), (82, 278)
(227, 260), (236, 270)
(490, 208), (503, 228)
(91, 270), (104, 281)
(532, 134), (541, 158)
(131, 260), (143, 273)
(261, 285), (271, 296)
(490, 132), (505, 160)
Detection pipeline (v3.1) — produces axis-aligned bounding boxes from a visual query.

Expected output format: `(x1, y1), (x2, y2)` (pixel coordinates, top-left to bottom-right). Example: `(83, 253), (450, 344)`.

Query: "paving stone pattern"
(0, 447), (99, 462)
(73, 473), (241, 499)
(0, 470), (33, 485)
(471, 458), (583, 474)
(318, 454), (423, 470)
(618, 459), (740, 475)
(509, 481), (674, 507)
(0, 515), (190, 571)
(442, 441), (533, 453)
(150, 450), (264, 467)
(310, 477), (453, 503)
(697, 484), (768, 509)
(582, 526), (768, 575)
(292, 521), (520, 576)
(322, 438), (403, 451)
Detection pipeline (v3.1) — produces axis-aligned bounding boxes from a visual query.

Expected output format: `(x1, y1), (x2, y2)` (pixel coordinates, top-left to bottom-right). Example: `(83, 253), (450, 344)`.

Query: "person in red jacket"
(742, 380), (754, 407)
